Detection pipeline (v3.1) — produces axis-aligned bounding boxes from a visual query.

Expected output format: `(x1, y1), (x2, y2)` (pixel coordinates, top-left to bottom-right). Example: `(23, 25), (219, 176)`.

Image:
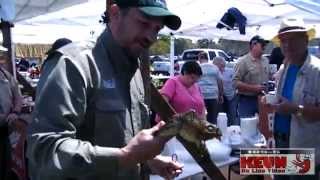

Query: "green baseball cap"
(115, 0), (181, 30)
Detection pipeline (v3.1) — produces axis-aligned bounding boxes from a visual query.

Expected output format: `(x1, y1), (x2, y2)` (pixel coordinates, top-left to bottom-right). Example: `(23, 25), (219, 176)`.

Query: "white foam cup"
(265, 94), (277, 104)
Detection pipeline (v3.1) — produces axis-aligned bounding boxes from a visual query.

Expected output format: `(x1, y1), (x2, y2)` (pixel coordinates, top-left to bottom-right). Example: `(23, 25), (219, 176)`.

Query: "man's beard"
(124, 44), (151, 60)
(123, 47), (141, 59)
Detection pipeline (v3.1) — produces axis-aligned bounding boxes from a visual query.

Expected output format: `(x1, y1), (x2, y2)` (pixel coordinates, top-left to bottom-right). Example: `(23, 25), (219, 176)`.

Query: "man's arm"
(273, 98), (320, 122)
(0, 113), (8, 123)
(27, 55), (170, 178)
(1, 70), (23, 124)
(217, 78), (224, 103)
(27, 56), (120, 177)
(298, 105), (320, 121)
(10, 75), (23, 113)
(235, 81), (265, 94)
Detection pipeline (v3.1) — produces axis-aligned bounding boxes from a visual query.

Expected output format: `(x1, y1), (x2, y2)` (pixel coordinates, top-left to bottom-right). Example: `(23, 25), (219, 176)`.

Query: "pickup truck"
(176, 48), (237, 71)
(152, 48), (236, 75)
(151, 55), (179, 75)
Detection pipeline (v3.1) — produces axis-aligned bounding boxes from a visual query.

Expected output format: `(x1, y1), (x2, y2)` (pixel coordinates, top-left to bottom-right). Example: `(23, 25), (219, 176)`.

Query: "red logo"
(241, 156), (287, 169)
(240, 148), (315, 175)
(291, 154), (311, 174)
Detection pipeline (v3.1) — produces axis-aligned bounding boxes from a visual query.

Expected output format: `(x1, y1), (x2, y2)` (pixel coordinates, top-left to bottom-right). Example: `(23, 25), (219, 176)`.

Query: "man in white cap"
(271, 17), (320, 179)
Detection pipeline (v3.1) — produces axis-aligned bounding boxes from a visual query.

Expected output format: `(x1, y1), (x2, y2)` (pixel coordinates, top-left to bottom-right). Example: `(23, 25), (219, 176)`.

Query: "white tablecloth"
(150, 138), (239, 180)
(150, 157), (239, 180)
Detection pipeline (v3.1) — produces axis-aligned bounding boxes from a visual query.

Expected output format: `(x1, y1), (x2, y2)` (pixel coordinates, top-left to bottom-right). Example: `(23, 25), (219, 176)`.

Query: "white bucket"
(240, 115), (258, 139)
(217, 113), (228, 137)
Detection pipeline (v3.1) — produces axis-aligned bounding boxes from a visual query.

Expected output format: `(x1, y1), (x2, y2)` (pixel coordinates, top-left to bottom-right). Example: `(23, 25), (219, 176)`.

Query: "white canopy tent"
(0, 0), (89, 77)
(287, 0), (320, 17)
(12, 0), (106, 44)
(8, 0), (320, 76)
(13, 0), (88, 22)
(11, 0), (320, 43)
(167, 0), (320, 41)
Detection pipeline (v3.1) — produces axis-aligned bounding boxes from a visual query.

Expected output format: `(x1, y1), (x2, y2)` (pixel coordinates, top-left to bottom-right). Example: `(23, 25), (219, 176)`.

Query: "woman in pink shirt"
(159, 61), (206, 120)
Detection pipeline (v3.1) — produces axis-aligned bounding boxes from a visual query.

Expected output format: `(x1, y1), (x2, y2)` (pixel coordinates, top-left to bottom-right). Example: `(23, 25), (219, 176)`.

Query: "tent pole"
(170, 34), (175, 77)
(0, 21), (14, 74)
(1, 21), (36, 98)
(11, 42), (16, 79)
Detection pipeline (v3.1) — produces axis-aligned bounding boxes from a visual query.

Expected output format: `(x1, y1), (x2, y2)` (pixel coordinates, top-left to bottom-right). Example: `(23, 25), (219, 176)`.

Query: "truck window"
(182, 51), (203, 60)
(218, 51), (228, 60)
(209, 51), (216, 60)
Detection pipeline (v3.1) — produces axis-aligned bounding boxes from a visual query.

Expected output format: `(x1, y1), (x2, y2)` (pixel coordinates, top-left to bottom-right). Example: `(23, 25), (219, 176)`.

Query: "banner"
(240, 148), (315, 175)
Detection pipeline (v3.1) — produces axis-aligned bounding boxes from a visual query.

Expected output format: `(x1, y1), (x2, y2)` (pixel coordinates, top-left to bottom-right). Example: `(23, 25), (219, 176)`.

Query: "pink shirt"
(160, 76), (205, 119)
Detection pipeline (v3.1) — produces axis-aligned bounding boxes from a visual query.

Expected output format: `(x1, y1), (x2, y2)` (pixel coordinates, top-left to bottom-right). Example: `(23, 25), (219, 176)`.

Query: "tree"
(219, 39), (248, 56)
(196, 38), (223, 49)
(197, 39), (210, 48)
(150, 35), (170, 55)
(150, 36), (196, 56)
(174, 38), (194, 55)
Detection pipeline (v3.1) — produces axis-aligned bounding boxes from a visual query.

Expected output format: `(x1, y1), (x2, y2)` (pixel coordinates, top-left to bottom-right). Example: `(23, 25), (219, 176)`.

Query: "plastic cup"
(265, 94), (277, 104)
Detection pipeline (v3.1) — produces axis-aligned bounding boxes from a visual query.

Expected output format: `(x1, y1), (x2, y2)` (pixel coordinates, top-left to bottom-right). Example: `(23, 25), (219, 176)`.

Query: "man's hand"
(119, 121), (170, 167)
(6, 113), (19, 125)
(252, 84), (267, 94)
(218, 95), (224, 104)
(272, 96), (297, 115)
(147, 155), (183, 179)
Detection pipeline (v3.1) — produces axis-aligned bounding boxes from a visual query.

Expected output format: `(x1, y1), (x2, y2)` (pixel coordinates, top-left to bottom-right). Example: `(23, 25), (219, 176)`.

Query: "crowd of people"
(0, 0), (319, 179)
(157, 35), (271, 127)
(157, 54), (239, 127)
(154, 18), (320, 180)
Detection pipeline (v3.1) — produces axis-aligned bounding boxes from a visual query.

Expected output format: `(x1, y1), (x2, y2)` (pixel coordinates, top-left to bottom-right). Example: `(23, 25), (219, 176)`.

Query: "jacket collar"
(98, 28), (138, 79)
(298, 54), (311, 76)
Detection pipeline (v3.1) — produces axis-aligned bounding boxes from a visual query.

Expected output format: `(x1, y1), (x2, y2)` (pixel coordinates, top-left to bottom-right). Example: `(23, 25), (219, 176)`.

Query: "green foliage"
(150, 39), (170, 55)
(150, 35), (283, 57)
(150, 35), (170, 55)
(158, 34), (170, 43)
(175, 38), (194, 55)
(196, 38), (222, 49)
(197, 39), (210, 48)
(150, 36), (195, 56)
(219, 39), (249, 56)
(151, 78), (165, 89)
